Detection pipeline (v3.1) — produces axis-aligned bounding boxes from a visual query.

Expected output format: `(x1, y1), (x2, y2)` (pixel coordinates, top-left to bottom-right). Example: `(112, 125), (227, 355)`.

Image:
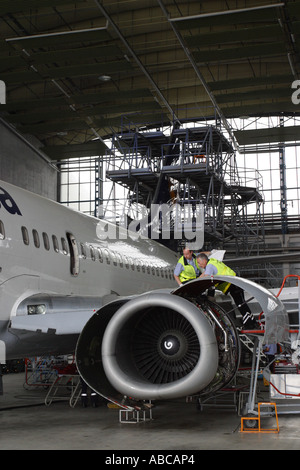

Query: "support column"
(279, 117), (288, 236)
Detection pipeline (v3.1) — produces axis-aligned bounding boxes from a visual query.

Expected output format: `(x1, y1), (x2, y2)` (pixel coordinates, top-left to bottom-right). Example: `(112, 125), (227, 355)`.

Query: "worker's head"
(196, 253), (209, 269)
(183, 248), (193, 260)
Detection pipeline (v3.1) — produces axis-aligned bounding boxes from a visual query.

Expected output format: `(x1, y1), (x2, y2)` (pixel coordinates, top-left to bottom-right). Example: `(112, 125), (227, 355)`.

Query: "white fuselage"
(0, 180), (178, 359)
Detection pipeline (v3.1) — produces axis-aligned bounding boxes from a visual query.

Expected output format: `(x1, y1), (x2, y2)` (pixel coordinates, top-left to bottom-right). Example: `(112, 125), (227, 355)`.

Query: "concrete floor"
(1, 372), (300, 451)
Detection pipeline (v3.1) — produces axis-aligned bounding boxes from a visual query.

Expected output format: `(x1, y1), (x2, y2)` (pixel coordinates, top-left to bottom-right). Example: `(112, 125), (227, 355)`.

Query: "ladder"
(45, 374), (80, 407)
(239, 333), (266, 359)
(241, 402), (279, 433)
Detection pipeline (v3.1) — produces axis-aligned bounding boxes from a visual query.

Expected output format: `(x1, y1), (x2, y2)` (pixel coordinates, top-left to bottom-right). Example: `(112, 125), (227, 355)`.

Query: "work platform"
(106, 167), (159, 198)
(104, 124), (264, 254)
(238, 322), (300, 421)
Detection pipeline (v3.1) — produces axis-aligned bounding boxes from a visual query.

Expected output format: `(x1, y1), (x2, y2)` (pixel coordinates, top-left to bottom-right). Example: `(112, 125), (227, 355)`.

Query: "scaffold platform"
(104, 124), (264, 254)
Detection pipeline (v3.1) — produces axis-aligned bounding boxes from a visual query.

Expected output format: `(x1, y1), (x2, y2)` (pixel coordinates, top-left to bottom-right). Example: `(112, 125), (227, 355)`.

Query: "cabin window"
(111, 252), (117, 266)
(32, 229), (40, 248)
(52, 235), (59, 253)
(61, 238), (69, 255)
(42, 232), (50, 251)
(21, 226), (29, 245)
(80, 243), (86, 259)
(0, 220), (5, 239)
(103, 249), (110, 264)
(90, 245), (95, 261)
(98, 247), (103, 263)
(117, 253), (123, 268)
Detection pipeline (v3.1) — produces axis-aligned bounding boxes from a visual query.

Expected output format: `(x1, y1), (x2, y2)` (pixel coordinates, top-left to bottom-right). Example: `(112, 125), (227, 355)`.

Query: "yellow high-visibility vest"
(178, 255), (200, 283)
(207, 258), (236, 293)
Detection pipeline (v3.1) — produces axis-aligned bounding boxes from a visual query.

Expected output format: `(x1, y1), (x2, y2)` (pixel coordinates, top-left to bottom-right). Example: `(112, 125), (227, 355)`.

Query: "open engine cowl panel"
(75, 276), (288, 404)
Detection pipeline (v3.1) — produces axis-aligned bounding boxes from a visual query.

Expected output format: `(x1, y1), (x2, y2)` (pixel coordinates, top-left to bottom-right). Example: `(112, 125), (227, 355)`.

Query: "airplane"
(0, 179), (291, 407)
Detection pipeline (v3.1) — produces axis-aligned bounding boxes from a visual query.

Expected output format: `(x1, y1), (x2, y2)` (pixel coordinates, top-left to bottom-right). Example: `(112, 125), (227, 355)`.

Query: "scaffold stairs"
(239, 333), (266, 359)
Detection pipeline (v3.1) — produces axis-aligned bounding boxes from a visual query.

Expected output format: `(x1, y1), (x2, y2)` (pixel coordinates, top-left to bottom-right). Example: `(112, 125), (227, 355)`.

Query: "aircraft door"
(67, 232), (79, 276)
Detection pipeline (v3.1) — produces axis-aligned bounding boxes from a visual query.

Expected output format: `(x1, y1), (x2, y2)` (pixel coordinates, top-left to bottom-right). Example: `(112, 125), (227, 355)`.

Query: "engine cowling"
(75, 291), (240, 402)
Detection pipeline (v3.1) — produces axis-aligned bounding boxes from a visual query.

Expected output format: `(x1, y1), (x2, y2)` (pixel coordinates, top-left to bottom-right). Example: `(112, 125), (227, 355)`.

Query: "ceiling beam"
(5, 27), (110, 48)
(172, 3), (284, 29)
(185, 24), (283, 48)
(208, 74), (293, 91)
(0, 0), (85, 15)
(158, 0), (239, 151)
(223, 101), (300, 117)
(216, 87), (292, 104)
(234, 125), (300, 145)
(193, 42), (287, 64)
(0, 60), (133, 85)
(2, 88), (154, 112)
(6, 100), (161, 124)
(93, 0), (179, 123)
(43, 141), (109, 160)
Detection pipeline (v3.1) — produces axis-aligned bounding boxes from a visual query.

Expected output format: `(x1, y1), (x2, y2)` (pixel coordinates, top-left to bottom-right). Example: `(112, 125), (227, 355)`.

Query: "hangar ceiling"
(0, 0), (300, 160)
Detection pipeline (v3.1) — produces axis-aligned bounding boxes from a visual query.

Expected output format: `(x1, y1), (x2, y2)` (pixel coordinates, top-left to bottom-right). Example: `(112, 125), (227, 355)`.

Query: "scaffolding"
(24, 356), (59, 389)
(103, 123), (265, 256)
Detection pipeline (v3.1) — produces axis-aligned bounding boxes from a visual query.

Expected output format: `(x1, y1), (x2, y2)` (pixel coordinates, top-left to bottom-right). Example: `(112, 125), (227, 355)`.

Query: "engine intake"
(75, 291), (240, 402)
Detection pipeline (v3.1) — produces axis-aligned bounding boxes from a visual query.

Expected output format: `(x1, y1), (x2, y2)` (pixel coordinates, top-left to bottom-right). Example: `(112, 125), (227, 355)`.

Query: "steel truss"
(103, 123), (265, 256)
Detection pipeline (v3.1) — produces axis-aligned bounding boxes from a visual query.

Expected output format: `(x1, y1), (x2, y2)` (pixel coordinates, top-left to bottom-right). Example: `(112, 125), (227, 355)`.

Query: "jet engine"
(75, 288), (240, 402)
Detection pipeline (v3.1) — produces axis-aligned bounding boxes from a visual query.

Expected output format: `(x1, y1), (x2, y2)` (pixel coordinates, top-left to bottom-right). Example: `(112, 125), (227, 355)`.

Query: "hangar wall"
(0, 120), (57, 200)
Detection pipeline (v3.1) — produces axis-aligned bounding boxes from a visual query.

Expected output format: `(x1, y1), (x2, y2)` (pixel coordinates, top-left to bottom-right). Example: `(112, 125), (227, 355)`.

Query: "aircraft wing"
(6, 293), (122, 358)
(9, 310), (95, 335)
(8, 292), (128, 336)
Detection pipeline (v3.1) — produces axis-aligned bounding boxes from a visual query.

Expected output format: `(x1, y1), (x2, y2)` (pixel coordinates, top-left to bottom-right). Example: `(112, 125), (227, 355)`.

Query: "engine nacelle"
(75, 291), (240, 401)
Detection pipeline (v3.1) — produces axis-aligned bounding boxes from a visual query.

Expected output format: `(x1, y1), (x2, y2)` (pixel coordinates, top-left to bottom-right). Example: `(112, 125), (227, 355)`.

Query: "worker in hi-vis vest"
(196, 252), (257, 330)
(174, 248), (200, 286)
